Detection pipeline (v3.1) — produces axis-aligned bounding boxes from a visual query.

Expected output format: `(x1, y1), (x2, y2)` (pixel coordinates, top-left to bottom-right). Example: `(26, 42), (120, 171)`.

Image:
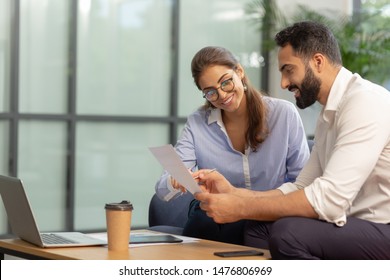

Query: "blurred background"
(0, 0), (389, 236)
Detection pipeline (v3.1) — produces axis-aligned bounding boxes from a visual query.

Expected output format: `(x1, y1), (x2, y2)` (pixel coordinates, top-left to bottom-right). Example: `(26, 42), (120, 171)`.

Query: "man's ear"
(312, 53), (325, 73)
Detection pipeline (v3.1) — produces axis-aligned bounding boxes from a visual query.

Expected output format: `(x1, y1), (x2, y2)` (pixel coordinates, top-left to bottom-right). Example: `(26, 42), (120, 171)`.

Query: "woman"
(154, 46), (309, 245)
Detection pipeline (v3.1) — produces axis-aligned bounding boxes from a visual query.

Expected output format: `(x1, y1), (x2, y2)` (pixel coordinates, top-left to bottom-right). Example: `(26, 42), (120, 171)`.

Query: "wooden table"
(0, 231), (270, 260)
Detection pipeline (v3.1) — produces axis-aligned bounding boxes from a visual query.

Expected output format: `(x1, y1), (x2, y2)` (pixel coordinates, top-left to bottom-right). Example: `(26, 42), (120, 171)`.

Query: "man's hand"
(193, 169), (318, 224)
(193, 169), (235, 194)
(192, 169), (242, 223)
(194, 192), (243, 224)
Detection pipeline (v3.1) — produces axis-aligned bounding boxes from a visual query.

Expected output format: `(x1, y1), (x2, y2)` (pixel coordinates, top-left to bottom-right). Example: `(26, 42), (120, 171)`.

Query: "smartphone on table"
(214, 249), (264, 257)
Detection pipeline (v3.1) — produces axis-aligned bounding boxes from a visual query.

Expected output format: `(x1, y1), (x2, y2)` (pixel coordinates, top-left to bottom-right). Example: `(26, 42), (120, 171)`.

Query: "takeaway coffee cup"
(105, 200), (133, 251)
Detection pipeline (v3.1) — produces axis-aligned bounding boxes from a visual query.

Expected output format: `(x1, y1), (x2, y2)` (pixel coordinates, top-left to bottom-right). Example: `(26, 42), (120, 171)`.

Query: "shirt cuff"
(277, 182), (299, 194)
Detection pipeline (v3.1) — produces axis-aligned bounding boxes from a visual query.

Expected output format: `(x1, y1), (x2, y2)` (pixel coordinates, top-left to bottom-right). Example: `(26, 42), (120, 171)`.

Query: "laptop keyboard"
(41, 233), (78, 245)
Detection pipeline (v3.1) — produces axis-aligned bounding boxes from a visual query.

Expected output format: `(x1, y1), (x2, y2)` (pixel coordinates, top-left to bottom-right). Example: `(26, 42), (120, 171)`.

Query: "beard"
(290, 66), (321, 109)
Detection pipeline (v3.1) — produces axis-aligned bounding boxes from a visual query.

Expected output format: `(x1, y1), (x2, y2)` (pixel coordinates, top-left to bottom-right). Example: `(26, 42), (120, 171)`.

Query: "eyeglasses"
(201, 76), (235, 102)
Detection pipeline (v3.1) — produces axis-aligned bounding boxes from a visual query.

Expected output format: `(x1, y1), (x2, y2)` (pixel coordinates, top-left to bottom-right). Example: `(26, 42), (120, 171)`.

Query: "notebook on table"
(0, 175), (107, 248)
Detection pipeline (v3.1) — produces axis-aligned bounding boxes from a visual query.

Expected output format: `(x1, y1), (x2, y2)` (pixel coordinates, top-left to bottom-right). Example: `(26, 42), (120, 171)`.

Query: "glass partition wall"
(0, 0), (12, 234)
(0, 0), (262, 235)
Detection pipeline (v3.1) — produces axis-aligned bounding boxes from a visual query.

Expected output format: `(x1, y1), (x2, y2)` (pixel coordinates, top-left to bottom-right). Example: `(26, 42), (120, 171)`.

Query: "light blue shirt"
(155, 96), (310, 201)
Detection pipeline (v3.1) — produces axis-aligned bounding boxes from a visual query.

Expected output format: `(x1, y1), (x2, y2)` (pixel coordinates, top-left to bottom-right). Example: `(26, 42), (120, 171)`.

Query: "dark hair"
(191, 46), (268, 151)
(274, 21), (342, 66)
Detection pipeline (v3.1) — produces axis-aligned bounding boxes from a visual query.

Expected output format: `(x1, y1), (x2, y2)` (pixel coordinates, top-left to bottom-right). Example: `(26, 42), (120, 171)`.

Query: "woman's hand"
(169, 176), (187, 193)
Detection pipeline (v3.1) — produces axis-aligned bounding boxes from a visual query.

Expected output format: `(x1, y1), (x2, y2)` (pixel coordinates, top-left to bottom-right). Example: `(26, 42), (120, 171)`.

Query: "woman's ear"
(235, 64), (245, 79)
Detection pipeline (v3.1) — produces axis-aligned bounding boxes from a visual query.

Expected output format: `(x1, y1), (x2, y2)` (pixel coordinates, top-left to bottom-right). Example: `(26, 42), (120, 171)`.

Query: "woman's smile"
(221, 94), (234, 106)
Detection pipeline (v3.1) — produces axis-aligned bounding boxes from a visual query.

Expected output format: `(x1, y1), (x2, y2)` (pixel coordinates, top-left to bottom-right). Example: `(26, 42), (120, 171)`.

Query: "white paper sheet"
(149, 144), (202, 194)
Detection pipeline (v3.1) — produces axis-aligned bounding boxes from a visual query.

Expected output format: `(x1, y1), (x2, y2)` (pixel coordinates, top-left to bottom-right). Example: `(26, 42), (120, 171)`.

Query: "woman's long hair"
(191, 46), (269, 151)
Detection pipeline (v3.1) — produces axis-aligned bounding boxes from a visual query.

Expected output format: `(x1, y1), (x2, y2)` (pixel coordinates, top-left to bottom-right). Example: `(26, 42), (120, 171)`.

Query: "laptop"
(0, 175), (107, 248)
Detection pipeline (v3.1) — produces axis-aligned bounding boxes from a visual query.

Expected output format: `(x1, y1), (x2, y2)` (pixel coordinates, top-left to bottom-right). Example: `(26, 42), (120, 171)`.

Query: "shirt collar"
(208, 108), (223, 125)
(208, 108), (229, 135)
(322, 67), (353, 123)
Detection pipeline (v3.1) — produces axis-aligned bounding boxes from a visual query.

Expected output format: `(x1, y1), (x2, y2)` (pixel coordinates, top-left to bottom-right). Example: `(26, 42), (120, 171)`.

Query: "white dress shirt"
(279, 67), (390, 226)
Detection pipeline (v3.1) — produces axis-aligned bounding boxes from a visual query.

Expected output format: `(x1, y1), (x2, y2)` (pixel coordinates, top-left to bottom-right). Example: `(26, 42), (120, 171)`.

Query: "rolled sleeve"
(304, 182), (347, 226)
